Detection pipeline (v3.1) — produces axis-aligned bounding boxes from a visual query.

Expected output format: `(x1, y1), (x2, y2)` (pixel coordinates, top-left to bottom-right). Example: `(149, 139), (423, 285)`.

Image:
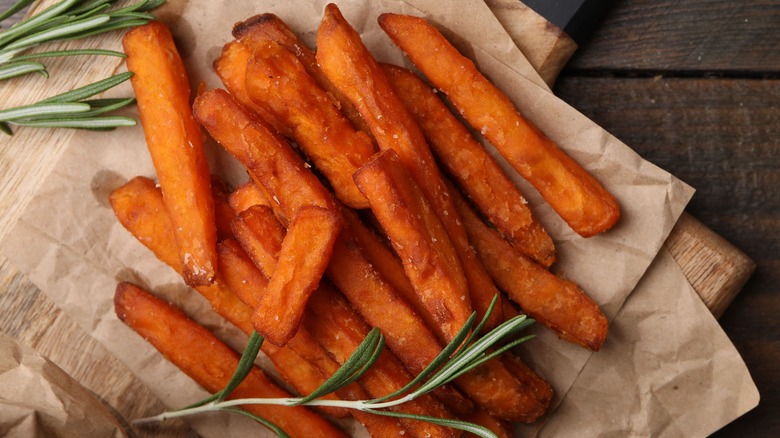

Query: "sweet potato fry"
(229, 179), (272, 213)
(339, 207), (435, 325)
(114, 282), (346, 438)
(316, 4), (503, 330)
(354, 149), (471, 343)
(450, 181), (608, 350)
(282, 322), (411, 438)
(245, 40), (375, 209)
(123, 21), (217, 286)
(196, 84), (544, 420)
(382, 63), (555, 267)
(210, 176), (236, 240)
(304, 284), (458, 438)
(218, 238), (393, 423)
(232, 13), (371, 135)
(193, 88), (337, 221)
(213, 40), (292, 136)
(232, 182), (440, 335)
(217, 238), (269, 309)
(231, 205), (287, 280)
(378, 13), (620, 237)
(460, 407), (513, 438)
(109, 177), (345, 415)
(327, 231), (558, 420)
(227, 186), (473, 415)
(499, 354), (556, 411)
(224, 203), (472, 420)
(252, 206), (342, 346)
(110, 177), (251, 332)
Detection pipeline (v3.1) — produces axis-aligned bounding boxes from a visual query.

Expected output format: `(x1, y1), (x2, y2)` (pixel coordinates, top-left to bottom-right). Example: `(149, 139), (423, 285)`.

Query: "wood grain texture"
(555, 75), (780, 437)
(0, 0), (127, 239)
(486, 0), (578, 86)
(0, 1), (195, 436)
(0, 255), (195, 438)
(566, 0), (780, 73)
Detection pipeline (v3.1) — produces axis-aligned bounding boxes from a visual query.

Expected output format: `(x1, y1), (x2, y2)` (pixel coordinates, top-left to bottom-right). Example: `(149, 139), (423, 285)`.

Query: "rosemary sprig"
(133, 295), (535, 438)
(0, 71), (136, 135)
(0, 0), (165, 80)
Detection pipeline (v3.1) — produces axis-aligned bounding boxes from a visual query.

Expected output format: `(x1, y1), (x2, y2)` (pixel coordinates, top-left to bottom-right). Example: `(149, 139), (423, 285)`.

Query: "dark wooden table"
(1, 0), (777, 436)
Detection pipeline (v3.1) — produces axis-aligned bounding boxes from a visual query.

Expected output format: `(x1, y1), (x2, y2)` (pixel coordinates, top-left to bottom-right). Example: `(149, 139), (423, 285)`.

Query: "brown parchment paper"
(0, 334), (126, 438)
(0, 0), (757, 436)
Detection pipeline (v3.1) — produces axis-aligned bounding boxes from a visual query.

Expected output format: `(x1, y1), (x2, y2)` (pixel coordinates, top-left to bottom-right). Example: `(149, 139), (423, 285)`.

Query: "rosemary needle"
(0, 0), (165, 80)
(0, 72), (136, 135)
(0, 1), (165, 135)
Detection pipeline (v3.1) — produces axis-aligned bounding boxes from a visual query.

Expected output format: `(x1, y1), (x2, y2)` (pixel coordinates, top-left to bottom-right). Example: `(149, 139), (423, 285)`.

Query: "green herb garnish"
(133, 295), (535, 438)
(0, 71), (136, 134)
(0, 0), (166, 135)
(0, 0), (165, 80)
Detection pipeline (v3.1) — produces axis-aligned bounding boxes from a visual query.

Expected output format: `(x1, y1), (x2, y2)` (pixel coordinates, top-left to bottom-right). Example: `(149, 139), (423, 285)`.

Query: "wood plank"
(566, 0), (780, 73)
(554, 77), (780, 228)
(554, 76), (780, 259)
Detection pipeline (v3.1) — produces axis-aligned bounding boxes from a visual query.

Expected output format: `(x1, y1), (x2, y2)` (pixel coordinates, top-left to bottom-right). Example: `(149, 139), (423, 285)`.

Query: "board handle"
(664, 213), (755, 318)
(488, 0), (755, 317)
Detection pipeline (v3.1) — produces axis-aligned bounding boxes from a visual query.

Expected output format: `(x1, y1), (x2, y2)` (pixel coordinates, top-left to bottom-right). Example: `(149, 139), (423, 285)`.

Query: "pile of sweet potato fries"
(111, 4), (617, 437)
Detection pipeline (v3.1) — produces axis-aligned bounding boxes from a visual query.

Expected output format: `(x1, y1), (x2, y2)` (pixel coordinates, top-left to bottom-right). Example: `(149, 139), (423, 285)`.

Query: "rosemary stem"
(132, 393), (420, 426)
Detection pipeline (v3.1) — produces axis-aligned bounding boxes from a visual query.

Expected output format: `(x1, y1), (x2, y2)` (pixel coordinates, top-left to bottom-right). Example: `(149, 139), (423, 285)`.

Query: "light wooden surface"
(0, 1), (196, 435)
(0, 0), (771, 436)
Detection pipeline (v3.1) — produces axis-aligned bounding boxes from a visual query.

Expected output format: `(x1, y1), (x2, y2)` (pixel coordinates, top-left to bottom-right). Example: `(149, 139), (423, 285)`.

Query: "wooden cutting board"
(0, 0), (755, 435)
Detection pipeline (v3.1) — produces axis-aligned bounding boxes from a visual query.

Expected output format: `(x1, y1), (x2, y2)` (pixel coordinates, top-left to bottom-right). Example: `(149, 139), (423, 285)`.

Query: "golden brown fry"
(216, 238), (269, 309)
(379, 13), (620, 237)
(223, 206), (464, 430)
(316, 4), (503, 330)
(109, 178), (346, 416)
(114, 282), (346, 438)
(213, 40), (292, 136)
(382, 63), (555, 266)
(305, 284), (458, 438)
(339, 207), (437, 327)
(229, 179), (272, 213)
(284, 326), (411, 438)
(123, 21), (217, 286)
(210, 176), (236, 240)
(499, 354), (556, 412)
(245, 40), (375, 209)
(231, 205), (287, 281)
(354, 149), (471, 343)
(450, 181), (608, 350)
(218, 238), (370, 421)
(193, 88), (337, 221)
(252, 206), (342, 346)
(196, 85), (541, 420)
(460, 407), (513, 438)
(232, 13), (371, 135)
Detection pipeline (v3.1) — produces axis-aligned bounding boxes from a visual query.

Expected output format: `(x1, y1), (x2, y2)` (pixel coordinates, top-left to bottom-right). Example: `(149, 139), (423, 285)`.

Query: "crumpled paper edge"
(0, 334), (126, 438)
